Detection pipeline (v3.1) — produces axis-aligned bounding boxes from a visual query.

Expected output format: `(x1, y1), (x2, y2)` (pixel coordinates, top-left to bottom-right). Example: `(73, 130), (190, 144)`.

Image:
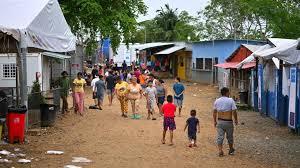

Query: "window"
(205, 58), (212, 70)
(196, 58), (203, 69)
(195, 58), (214, 70)
(2, 63), (16, 79)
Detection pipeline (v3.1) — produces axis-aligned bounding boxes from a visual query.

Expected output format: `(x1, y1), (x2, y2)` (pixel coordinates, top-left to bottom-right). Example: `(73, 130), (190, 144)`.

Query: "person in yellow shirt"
(115, 76), (129, 117)
(73, 72), (86, 116)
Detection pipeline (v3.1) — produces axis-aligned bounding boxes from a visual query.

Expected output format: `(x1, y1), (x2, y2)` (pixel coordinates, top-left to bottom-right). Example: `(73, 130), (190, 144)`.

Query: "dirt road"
(1, 81), (300, 168)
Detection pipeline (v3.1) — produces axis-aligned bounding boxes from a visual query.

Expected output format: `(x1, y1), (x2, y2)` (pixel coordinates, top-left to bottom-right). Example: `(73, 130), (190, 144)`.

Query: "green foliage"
(131, 5), (199, 43)
(28, 80), (45, 109)
(59, 0), (147, 52)
(197, 0), (300, 40)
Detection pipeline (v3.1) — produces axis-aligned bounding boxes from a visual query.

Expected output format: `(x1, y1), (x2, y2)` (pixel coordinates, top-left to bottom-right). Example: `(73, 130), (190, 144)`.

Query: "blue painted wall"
(192, 39), (265, 63)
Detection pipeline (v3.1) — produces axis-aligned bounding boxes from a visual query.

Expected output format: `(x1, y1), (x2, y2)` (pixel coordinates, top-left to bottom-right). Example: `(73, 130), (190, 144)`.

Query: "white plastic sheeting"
(236, 44), (272, 69)
(0, 0), (76, 52)
(254, 39), (299, 64)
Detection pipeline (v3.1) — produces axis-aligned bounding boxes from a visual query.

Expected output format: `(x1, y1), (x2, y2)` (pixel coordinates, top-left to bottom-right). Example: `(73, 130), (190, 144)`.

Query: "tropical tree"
(174, 11), (199, 41)
(131, 5), (200, 43)
(59, 0), (147, 53)
(154, 4), (179, 41)
(197, 0), (300, 40)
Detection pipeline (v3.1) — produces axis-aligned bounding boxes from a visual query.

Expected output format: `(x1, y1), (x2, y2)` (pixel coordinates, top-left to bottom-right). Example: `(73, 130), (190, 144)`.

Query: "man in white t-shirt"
(91, 75), (100, 107)
(213, 87), (238, 157)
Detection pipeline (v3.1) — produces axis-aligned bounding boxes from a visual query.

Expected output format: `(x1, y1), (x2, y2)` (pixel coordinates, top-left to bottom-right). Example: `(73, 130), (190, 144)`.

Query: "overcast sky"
(138, 0), (210, 22)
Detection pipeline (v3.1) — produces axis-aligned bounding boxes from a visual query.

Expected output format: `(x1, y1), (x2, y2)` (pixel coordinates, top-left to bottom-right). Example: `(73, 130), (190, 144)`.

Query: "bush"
(28, 80), (45, 109)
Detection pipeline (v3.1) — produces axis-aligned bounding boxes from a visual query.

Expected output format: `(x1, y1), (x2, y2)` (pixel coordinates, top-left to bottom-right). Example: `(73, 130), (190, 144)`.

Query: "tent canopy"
(0, 0), (76, 52)
(254, 40), (299, 64)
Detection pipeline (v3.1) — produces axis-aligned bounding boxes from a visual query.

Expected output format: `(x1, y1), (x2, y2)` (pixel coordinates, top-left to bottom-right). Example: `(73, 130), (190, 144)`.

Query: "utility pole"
(144, 28), (147, 43)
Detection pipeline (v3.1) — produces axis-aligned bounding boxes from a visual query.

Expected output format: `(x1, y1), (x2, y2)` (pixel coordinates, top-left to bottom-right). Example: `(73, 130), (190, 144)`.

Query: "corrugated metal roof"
(155, 46), (185, 55)
(241, 44), (262, 52)
(42, 52), (71, 59)
(134, 43), (174, 50)
(214, 62), (255, 69)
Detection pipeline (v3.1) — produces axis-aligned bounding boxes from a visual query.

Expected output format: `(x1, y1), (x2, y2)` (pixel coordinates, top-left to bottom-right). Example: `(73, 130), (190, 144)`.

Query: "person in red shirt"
(162, 95), (176, 145)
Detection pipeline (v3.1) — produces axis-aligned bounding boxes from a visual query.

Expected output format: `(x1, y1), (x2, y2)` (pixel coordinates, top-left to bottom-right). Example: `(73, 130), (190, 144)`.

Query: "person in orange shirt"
(139, 71), (147, 89)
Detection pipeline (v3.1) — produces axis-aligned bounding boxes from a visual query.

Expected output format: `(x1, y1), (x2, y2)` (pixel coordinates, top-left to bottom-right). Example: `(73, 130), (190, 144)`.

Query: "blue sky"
(138, 0), (210, 21)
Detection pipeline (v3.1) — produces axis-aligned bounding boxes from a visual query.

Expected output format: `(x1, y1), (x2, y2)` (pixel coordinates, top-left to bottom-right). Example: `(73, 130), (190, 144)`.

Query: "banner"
(288, 67), (297, 129)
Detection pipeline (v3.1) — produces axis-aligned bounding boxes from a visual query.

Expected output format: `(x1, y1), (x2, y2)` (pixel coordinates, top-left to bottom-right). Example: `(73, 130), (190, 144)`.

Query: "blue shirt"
(186, 117), (199, 135)
(173, 82), (185, 100)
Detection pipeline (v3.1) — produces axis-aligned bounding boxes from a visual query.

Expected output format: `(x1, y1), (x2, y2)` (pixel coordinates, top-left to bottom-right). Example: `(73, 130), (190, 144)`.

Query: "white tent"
(0, 0), (76, 52)
(254, 40), (300, 64)
(253, 39), (298, 60)
(237, 38), (299, 69)
(0, 0), (76, 108)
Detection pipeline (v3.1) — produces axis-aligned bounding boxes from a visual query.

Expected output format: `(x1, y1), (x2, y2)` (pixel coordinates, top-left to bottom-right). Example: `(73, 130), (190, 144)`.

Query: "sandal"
(218, 151), (224, 157)
(188, 144), (193, 148)
(161, 139), (166, 144)
(229, 148), (235, 155)
(152, 118), (157, 120)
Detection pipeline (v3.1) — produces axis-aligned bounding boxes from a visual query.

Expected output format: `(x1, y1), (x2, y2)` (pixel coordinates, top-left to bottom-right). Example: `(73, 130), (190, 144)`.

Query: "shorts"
(96, 94), (104, 101)
(163, 117), (176, 131)
(174, 98), (183, 107)
(216, 121), (234, 145)
(147, 99), (155, 112)
(188, 132), (197, 140)
(106, 89), (114, 95)
(157, 96), (165, 105)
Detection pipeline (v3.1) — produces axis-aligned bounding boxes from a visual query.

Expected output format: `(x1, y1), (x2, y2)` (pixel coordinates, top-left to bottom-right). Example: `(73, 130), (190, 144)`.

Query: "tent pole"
(19, 34), (28, 128)
(16, 42), (21, 106)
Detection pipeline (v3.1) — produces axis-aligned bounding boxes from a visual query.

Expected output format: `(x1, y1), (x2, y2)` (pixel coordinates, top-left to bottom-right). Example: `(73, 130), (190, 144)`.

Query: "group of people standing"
(59, 62), (239, 157)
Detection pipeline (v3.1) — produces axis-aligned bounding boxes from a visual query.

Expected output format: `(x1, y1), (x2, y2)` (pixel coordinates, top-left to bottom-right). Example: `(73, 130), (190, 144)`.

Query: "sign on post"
(288, 67), (297, 129)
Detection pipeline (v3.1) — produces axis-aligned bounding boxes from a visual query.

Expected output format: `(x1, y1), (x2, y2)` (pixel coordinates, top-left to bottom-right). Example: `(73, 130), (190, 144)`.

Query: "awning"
(42, 52), (71, 59)
(214, 62), (255, 69)
(155, 46), (185, 55)
(134, 43), (174, 50)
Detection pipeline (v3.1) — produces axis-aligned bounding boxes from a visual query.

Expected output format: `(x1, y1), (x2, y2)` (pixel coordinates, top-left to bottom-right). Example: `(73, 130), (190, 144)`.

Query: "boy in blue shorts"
(184, 110), (200, 147)
(173, 77), (185, 116)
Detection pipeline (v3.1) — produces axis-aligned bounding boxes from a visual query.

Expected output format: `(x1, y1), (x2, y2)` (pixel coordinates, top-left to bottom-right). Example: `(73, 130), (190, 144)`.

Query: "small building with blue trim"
(191, 39), (265, 88)
(254, 38), (300, 133)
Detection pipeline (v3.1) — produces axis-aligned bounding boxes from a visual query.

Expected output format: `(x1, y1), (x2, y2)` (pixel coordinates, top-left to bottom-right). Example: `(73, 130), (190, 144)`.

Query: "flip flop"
(135, 114), (141, 119)
(152, 118), (157, 120)
(218, 151), (224, 157)
(161, 139), (166, 144)
(169, 143), (174, 146)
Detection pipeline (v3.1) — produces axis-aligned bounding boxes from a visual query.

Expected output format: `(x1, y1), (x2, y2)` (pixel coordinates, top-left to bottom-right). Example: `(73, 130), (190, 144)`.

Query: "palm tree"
(155, 4), (179, 41)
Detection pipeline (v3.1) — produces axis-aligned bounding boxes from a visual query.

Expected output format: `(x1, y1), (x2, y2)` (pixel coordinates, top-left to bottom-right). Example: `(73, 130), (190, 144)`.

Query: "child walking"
(162, 95), (176, 146)
(184, 110), (200, 147)
(145, 80), (157, 120)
